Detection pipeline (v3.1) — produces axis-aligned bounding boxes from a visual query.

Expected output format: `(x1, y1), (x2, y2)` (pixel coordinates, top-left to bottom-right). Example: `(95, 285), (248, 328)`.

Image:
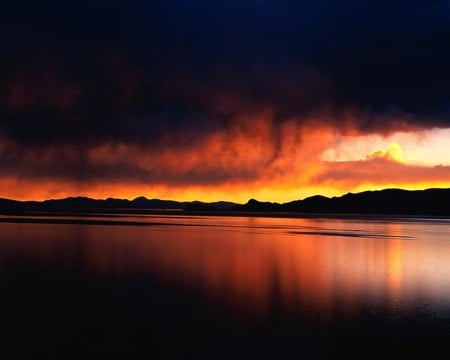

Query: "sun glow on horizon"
(2, 178), (450, 204)
(1, 124), (450, 203)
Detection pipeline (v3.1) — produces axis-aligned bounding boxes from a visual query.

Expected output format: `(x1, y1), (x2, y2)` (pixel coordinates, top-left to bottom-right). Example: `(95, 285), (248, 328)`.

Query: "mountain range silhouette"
(1, 188), (449, 215)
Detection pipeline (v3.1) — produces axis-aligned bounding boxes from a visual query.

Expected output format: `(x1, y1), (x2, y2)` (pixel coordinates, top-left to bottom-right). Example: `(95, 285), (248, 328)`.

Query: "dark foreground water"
(2, 213), (450, 358)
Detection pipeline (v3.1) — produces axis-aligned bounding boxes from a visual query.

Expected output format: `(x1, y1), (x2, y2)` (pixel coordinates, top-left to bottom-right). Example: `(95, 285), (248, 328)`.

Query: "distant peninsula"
(1, 188), (450, 216)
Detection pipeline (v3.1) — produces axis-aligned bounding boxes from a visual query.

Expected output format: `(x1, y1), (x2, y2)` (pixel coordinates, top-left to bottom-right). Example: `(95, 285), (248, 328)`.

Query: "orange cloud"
(0, 109), (449, 202)
(315, 157), (450, 194)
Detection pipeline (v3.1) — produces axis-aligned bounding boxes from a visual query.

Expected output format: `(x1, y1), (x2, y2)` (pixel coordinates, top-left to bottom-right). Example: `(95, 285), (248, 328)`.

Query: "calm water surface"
(2, 214), (450, 358)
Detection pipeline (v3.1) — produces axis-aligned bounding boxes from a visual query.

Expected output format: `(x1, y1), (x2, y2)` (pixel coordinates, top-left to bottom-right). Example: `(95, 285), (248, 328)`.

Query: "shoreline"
(1, 208), (450, 223)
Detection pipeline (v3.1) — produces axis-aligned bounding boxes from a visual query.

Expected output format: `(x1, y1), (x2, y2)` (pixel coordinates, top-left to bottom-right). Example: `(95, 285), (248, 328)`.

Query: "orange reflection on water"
(2, 215), (450, 319)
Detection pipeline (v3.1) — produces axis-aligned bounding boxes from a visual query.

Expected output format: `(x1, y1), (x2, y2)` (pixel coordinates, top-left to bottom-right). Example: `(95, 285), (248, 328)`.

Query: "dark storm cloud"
(1, 0), (450, 148)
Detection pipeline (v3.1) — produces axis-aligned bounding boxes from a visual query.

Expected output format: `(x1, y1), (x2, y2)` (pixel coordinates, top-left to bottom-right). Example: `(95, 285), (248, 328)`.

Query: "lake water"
(2, 213), (450, 358)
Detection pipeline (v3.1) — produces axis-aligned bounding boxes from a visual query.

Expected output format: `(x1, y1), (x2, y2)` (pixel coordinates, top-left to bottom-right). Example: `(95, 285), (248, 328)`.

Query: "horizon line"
(2, 186), (450, 204)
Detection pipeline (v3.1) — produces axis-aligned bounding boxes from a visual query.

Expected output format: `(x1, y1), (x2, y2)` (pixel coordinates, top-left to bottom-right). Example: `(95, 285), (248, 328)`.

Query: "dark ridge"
(1, 188), (450, 215)
(0, 198), (21, 207)
(278, 188), (450, 215)
(234, 199), (282, 212)
(0, 196), (238, 213)
(184, 201), (215, 211)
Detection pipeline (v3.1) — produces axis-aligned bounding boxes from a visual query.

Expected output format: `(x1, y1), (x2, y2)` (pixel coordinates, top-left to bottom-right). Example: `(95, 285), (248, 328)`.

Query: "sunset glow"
(4, 3), (450, 359)
(1, 120), (449, 202)
(1, 1), (450, 203)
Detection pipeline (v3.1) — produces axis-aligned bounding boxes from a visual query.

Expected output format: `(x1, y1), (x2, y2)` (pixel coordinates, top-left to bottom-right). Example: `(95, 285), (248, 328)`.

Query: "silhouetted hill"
(239, 188), (450, 215)
(0, 198), (20, 207)
(184, 201), (216, 211)
(234, 199), (281, 212)
(1, 188), (449, 215)
(131, 197), (183, 209)
(0, 196), (237, 213)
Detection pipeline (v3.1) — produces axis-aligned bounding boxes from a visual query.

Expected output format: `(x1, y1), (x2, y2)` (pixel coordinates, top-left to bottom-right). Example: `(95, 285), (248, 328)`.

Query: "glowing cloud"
(366, 143), (404, 163)
(1, 115), (450, 202)
(2, 1), (450, 201)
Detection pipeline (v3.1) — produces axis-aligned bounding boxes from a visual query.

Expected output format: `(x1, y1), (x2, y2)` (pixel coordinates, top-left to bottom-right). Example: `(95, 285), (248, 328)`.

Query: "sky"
(1, 0), (450, 202)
